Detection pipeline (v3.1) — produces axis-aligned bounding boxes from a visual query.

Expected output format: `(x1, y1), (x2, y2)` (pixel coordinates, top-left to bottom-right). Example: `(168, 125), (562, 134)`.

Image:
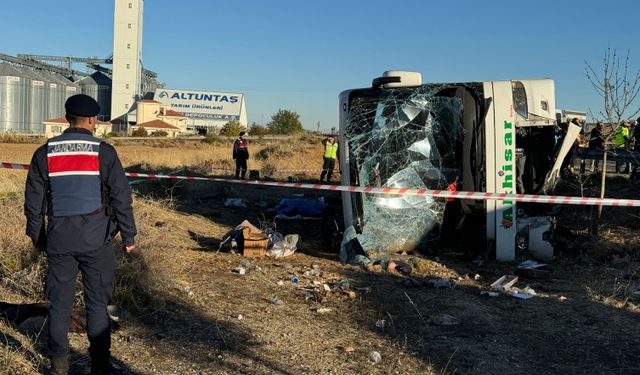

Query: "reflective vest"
(323, 141), (338, 159)
(47, 132), (103, 216)
(615, 126), (629, 147)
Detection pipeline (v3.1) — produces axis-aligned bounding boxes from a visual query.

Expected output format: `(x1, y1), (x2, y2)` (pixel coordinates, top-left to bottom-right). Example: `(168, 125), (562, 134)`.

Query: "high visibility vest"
(47, 132), (102, 216)
(615, 126), (629, 147)
(324, 141), (338, 159)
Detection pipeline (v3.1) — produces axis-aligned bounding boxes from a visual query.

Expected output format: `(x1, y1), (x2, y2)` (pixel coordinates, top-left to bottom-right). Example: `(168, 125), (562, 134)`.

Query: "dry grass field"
(2, 138), (640, 374)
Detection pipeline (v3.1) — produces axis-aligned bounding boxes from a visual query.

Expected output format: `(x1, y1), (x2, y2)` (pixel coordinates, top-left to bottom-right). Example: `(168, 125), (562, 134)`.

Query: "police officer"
(233, 131), (249, 179)
(24, 94), (137, 375)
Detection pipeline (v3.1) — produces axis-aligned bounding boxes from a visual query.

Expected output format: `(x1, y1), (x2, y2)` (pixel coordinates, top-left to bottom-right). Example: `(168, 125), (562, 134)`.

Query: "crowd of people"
(578, 117), (640, 176)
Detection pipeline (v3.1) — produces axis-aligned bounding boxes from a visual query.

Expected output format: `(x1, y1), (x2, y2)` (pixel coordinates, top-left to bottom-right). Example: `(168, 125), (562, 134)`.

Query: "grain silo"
(62, 75), (78, 102)
(46, 72), (67, 120)
(0, 63), (30, 132)
(78, 72), (112, 121)
(21, 68), (49, 134)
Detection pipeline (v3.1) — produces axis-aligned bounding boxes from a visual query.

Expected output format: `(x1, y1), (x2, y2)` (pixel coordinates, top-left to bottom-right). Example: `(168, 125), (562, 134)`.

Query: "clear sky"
(2, 0), (639, 130)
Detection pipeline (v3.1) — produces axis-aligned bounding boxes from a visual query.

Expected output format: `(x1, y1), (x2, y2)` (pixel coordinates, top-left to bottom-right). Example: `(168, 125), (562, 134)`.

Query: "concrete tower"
(111, 0), (144, 120)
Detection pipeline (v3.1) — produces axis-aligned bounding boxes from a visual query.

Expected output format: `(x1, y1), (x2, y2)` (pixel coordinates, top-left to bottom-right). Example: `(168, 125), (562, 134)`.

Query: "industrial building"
(0, 0), (245, 136)
(0, 0), (156, 134)
(0, 62), (78, 134)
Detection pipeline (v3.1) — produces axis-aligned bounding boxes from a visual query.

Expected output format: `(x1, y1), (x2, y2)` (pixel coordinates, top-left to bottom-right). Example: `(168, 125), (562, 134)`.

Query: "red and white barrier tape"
(2, 161), (639, 207)
(207, 168), (341, 173)
(1, 162), (29, 171)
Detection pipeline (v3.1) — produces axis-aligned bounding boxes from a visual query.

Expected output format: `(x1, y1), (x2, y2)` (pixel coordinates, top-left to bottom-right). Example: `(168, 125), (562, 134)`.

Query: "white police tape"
(3, 161), (639, 207)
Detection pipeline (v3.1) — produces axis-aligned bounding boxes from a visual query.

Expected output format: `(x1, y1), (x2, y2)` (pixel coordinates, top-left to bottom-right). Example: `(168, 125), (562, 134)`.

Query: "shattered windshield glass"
(344, 85), (465, 257)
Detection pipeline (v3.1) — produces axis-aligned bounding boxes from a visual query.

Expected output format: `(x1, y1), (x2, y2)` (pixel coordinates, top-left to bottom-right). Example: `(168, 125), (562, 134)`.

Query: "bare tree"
(585, 46), (640, 235)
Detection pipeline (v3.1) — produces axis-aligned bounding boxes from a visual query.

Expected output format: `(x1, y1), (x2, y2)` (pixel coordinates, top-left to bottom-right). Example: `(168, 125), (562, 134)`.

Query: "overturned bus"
(338, 71), (579, 261)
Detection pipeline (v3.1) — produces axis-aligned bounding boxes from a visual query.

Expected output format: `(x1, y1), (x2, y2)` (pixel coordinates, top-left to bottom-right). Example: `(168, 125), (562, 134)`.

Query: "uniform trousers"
(46, 243), (115, 360)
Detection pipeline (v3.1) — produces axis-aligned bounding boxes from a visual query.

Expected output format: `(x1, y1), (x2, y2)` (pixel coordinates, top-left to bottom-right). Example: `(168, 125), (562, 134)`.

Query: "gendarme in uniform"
(24, 94), (137, 375)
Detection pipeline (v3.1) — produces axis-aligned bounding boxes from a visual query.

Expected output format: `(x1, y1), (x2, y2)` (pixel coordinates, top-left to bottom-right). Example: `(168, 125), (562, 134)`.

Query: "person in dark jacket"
(588, 122), (605, 173)
(24, 94), (137, 375)
(233, 131), (249, 179)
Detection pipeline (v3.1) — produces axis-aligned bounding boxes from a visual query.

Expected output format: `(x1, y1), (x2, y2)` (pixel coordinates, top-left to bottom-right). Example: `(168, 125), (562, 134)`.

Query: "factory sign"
(154, 89), (243, 121)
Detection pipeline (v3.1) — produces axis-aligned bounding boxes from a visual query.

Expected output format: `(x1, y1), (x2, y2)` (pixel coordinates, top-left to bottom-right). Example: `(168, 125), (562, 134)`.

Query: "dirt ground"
(2, 143), (640, 374)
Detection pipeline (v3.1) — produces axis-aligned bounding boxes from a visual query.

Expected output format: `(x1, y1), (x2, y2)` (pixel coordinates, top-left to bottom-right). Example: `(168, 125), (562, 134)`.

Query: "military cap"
(65, 94), (100, 117)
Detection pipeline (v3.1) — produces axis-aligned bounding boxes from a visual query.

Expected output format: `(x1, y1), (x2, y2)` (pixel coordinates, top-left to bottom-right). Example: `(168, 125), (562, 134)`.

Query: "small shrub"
(131, 127), (148, 137)
(249, 123), (270, 136)
(151, 130), (169, 137)
(219, 121), (245, 136)
(255, 145), (277, 161)
(203, 133), (221, 144)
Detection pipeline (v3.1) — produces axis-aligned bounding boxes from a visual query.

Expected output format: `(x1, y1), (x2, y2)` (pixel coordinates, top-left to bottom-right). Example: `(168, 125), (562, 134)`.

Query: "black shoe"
(49, 356), (69, 375)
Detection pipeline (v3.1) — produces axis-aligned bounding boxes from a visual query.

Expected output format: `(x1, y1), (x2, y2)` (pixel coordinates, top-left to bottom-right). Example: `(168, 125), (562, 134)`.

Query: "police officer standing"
(233, 131), (249, 179)
(24, 94), (137, 375)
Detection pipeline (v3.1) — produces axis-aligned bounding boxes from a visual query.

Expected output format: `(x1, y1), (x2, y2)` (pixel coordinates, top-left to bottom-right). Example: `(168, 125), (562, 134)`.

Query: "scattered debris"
(521, 286), (537, 296)
(340, 226), (369, 265)
(344, 346), (355, 353)
(369, 351), (382, 364)
(519, 260), (547, 269)
(387, 260), (412, 275)
(375, 319), (386, 330)
(219, 220), (263, 254)
(488, 275), (537, 299)
(426, 278), (456, 288)
(268, 234), (299, 258)
(291, 276), (300, 285)
(490, 275), (519, 291)
(237, 314), (243, 320)
(269, 297), (284, 305)
(512, 293), (533, 300)
(232, 267), (246, 275)
(243, 228), (269, 257)
(312, 307), (332, 314)
(307, 265), (322, 277)
(480, 291), (499, 298)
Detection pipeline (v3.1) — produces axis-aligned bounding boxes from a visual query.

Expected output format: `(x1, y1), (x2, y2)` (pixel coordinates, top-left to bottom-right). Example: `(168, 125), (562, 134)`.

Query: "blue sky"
(2, 0), (640, 130)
